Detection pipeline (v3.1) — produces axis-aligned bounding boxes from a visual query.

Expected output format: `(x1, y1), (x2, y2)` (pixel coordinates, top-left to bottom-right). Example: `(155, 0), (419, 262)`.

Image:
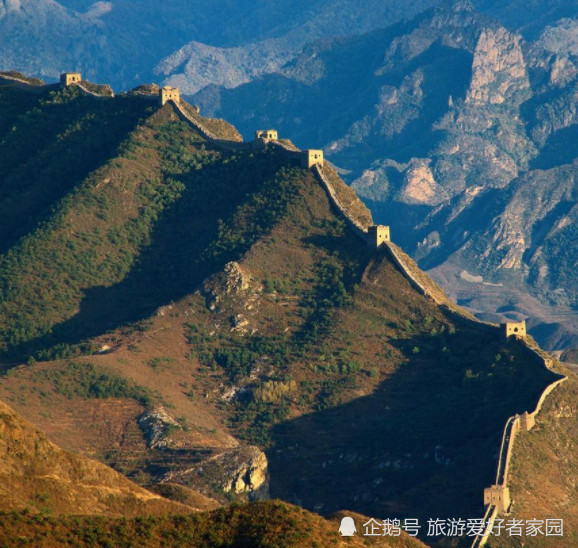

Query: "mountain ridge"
(0, 74), (570, 547)
(192, 0), (578, 351)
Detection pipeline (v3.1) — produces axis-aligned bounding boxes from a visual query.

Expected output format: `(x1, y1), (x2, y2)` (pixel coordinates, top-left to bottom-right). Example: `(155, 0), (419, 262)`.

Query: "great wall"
(164, 90), (568, 548)
(1, 73), (569, 546)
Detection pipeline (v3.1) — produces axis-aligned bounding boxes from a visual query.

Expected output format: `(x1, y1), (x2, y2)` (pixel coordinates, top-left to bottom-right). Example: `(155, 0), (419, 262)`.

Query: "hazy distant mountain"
(192, 0), (578, 350)
(0, 0), (438, 89)
(1, 0), (575, 94)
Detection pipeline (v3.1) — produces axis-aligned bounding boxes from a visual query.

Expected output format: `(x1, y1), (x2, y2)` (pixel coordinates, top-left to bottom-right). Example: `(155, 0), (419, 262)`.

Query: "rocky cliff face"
(194, 0), (577, 349)
(466, 27), (529, 105)
(399, 159), (448, 206)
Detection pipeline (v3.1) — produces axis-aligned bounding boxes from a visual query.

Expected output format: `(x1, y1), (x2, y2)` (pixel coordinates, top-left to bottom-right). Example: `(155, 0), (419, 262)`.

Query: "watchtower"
(483, 485), (511, 512)
(500, 320), (526, 341)
(367, 225), (390, 248)
(255, 129), (278, 141)
(519, 411), (535, 432)
(301, 149), (324, 169)
(160, 86), (180, 106)
(60, 72), (82, 88)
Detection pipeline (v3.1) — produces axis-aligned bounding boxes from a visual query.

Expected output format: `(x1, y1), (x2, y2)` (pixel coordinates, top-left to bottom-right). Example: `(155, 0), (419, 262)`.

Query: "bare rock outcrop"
(202, 261), (262, 334)
(163, 445), (269, 501)
(222, 446), (269, 498)
(138, 407), (181, 449)
(466, 27), (529, 105)
(399, 159), (448, 206)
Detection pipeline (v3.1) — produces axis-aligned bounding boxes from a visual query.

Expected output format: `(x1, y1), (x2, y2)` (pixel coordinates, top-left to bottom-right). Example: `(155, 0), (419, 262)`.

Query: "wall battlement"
(301, 149), (324, 169)
(367, 225), (390, 248)
(160, 86), (180, 106)
(60, 72), (82, 87)
(500, 321), (526, 341)
(255, 129), (278, 141)
(519, 411), (535, 432)
(483, 485), (511, 513)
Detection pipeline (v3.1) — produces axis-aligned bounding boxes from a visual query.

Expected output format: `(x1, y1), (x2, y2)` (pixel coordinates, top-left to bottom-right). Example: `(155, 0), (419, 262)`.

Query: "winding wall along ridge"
(256, 112), (569, 548)
(471, 504), (498, 548)
(171, 100), (221, 141)
(266, 127), (569, 548)
(162, 98), (569, 548)
(471, 359), (566, 546)
(0, 74), (47, 92)
(74, 82), (113, 99)
(1, 76), (568, 542)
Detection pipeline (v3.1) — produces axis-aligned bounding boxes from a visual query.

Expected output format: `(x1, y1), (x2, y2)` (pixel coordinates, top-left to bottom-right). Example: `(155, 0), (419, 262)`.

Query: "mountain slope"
(194, 0), (578, 350)
(0, 397), (198, 516)
(0, 396), (426, 545)
(0, 78), (561, 547)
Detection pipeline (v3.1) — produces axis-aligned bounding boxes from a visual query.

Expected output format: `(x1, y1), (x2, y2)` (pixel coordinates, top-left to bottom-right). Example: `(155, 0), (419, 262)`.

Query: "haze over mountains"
(2, 0), (575, 351)
(0, 0), (577, 542)
(193, 1), (578, 351)
(0, 0), (440, 90)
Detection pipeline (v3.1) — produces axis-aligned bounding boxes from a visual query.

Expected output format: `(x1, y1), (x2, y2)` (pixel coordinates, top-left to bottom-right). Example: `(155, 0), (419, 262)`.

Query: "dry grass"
(0, 501), (428, 547)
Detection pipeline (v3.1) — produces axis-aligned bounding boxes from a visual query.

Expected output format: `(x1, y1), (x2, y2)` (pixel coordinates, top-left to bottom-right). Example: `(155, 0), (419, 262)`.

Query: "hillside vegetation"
(0, 398), (194, 516)
(0, 501), (429, 547)
(0, 80), (562, 547)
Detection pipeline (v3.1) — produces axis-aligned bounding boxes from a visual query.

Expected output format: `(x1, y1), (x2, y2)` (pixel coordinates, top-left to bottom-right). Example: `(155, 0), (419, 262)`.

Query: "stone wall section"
(2, 75), (568, 541)
(75, 82), (113, 99)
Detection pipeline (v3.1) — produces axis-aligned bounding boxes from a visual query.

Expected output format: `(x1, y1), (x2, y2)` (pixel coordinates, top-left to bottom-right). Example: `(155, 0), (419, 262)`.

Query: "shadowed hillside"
(0, 77), (563, 547)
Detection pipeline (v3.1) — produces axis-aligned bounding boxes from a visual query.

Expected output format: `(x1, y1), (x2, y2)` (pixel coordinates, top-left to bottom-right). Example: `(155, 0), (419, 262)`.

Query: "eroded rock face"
(481, 216), (526, 270)
(138, 407), (181, 449)
(203, 261), (259, 309)
(202, 261), (262, 335)
(223, 261), (252, 295)
(0, 0), (21, 17)
(162, 445), (269, 501)
(223, 447), (269, 499)
(399, 160), (448, 206)
(466, 27), (529, 105)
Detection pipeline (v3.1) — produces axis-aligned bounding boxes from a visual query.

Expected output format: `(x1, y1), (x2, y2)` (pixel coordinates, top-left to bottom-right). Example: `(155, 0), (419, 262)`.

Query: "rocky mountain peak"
(466, 26), (530, 105)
